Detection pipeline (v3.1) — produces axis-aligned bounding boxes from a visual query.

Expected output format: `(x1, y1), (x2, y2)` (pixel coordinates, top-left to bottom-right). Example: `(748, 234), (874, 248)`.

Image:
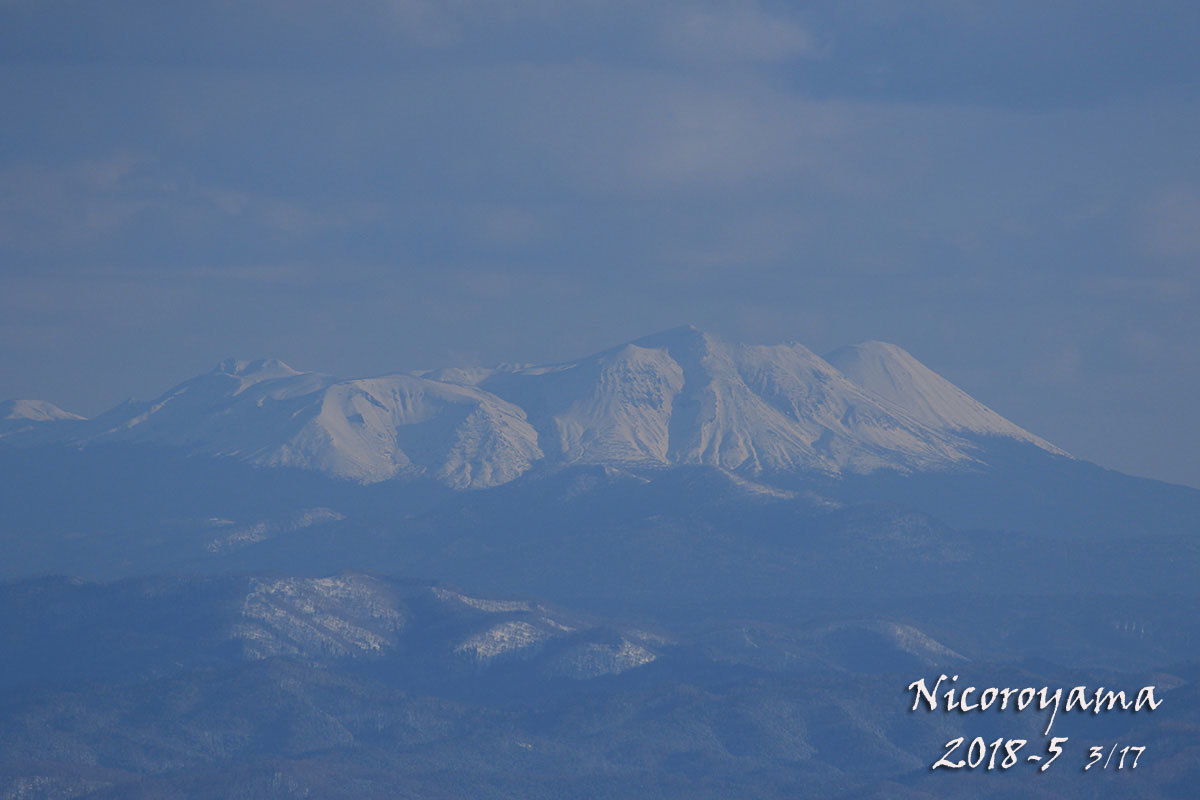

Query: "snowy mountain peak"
(630, 323), (719, 358)
(825, 341), (1067, 456)
(0, 398), (85, 422)
(213, 358), (302, 380)
(0, 398), (86, 441)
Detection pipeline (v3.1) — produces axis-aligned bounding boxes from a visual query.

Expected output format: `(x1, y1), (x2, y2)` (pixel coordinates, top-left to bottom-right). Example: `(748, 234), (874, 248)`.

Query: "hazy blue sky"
(2, 1), (1198, 487)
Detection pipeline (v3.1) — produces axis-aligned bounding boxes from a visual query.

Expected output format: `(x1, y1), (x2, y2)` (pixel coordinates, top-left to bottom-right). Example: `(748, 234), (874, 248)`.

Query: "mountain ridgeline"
(3, 326), (1066, 489)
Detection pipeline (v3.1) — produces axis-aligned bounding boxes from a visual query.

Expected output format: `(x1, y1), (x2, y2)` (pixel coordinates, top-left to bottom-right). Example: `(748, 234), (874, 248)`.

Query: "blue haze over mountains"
(2, 328), (1199, 797)
(4, 2), (1198, 795)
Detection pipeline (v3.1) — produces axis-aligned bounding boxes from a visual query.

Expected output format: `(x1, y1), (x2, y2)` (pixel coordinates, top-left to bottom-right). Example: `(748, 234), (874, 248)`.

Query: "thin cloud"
(663, 3), (821, 63)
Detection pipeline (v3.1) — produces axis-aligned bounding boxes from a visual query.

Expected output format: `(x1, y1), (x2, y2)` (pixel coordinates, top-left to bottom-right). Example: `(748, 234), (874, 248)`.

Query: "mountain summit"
(2, 329), (1065, 488)
(826, 341), (1066, 455)
(0, 398), (85, 439)
(0, 399), (84, 423)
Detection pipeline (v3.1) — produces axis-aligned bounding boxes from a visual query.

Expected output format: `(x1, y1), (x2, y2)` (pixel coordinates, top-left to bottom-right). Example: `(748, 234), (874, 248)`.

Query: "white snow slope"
(825, 341), (1067, 455)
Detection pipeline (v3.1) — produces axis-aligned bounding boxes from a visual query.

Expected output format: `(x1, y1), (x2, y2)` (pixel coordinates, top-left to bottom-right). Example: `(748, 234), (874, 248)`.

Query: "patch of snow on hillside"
(455, 620), (552, 660)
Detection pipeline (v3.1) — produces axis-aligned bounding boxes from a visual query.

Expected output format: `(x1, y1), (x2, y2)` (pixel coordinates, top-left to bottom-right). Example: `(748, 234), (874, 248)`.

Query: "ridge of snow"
(825, 341), (1067, 456)
(269, 374), (543, 487)
(0, 398), (85, 422)
(214, 358), (301, 380)
(27, 328), (1065, 486)
(0, 398), (87, 441)
(71, 367), (542, 488)
(484, 343), (685, 467)
(483, 327), (975, 476)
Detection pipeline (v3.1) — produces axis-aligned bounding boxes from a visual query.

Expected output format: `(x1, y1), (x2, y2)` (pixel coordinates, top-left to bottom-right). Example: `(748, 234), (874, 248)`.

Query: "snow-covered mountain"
(73, 358), (543, 488)
(0, 398), (85, 438)
(1, 399), (84, 423)
(2, 328), (1066, 488)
